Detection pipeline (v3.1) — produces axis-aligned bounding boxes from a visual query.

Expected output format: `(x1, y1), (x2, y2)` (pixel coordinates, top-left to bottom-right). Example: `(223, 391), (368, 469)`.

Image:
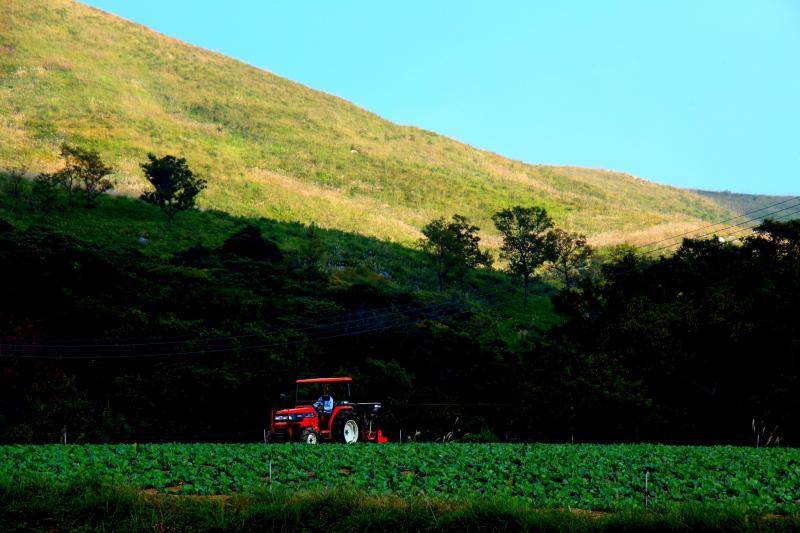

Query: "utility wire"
(14, 198), (782, 347)
(17, 300), (453, 346)
(0, 283), (513, 350)
(3, 197), (799, 354)
(636, 195), (800, 252)
(597, 203), (800, 284)
(19, 281), (517, 349)
(715, 205), (800, 243)
(640, 200), (800, 257)
(25, 274), (512, 345)
(0, 288), (520, 359)
(5, 200), (798, 354)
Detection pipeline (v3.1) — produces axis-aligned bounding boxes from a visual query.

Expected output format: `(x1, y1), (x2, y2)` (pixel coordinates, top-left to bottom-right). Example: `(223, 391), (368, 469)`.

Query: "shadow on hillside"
(0, 175), (517, 295)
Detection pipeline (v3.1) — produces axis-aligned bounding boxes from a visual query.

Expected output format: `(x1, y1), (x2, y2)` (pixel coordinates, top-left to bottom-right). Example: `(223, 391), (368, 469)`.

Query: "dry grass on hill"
(1, 0), (734, 248)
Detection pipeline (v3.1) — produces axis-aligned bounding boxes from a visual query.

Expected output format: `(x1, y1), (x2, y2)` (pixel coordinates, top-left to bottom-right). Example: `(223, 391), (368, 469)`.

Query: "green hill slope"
(1, 0), (732, 245)
(693, 190), (797, 220)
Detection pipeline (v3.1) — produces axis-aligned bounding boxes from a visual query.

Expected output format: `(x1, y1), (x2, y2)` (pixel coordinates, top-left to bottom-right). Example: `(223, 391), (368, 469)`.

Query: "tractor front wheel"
(300, 428), (319, 444)
(334, 414), (360, 444)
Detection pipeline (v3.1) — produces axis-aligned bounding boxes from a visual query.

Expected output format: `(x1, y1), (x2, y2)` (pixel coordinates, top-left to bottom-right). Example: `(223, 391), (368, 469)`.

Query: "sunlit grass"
(1, 0), (735, 251)
(0, 170), (562, 340)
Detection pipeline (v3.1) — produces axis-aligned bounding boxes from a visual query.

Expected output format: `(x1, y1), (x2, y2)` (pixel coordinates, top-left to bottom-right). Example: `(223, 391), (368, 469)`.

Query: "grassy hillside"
(693, 189), (797, 219)
(1, 0), (733, 247)
(0, 173), (560, 444)
(0, 171), (560, 333)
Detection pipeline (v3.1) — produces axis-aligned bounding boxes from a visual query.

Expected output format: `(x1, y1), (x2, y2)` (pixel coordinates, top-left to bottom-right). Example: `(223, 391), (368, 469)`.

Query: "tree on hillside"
(31, 172), (61, 211)
(140, 154), (206, 223)
(546, 222), (800, 443)
(52, 143), (115, 208)
(222, 224), (283, 262)
(753, 218), (800, 256)
(420, 214), (491, 289)
(492, 206), (556, 308)
(550, 229), (594, 289)
(1, 169), (26, 210)
(298, 222), (326, 274)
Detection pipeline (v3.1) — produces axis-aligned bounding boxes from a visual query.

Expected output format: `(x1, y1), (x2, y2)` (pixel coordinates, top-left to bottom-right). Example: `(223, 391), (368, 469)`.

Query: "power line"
(3, 197), (798, 355)
(0, 288), (520, 359)
(715, 205), (800, 243)
(596, 203), (800, 285)
(641, 200), (800, 257)
(30, 289), (481, 345)
(636, 195), (800, 252)
(6, 200), (799, 354)
(0, 283), (514, 351)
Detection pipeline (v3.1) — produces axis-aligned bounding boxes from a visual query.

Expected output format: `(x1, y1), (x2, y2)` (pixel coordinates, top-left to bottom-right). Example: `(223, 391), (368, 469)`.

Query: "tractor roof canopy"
(294, 377), (353, 405)
(295, 377), (352, 384)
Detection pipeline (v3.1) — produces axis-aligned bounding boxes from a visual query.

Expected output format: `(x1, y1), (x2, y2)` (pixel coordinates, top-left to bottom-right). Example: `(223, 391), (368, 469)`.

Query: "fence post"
(62, 426), (67, 445)
(263, 429), (267, 444)
(644, 468), (650, 509)
(269, 458), (273, 494)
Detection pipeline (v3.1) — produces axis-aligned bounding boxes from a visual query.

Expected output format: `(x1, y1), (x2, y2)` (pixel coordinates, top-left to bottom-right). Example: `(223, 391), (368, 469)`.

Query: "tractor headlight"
(275, 413), (314, 421)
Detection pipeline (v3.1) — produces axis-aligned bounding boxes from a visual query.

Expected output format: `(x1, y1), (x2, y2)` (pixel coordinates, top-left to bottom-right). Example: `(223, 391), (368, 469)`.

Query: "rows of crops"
(2, 444), (799, 512)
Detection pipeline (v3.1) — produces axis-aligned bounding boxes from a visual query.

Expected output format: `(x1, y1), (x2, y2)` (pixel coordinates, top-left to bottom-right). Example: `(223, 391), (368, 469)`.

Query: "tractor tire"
(300, 427), (319, 444)
(334, 414), (360, 444)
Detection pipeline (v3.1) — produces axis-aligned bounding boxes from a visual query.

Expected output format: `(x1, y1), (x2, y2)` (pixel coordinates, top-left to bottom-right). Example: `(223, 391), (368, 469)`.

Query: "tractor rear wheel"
(300, 427), (319, 444)
(334, 414), (360, 444)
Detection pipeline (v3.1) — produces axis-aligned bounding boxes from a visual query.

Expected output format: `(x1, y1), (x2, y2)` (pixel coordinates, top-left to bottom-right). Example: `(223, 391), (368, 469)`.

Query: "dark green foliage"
(0, 170), (26, 209)
(25, 144), (115, 210)
(549, 228), (593, 289)
(4, 478), (796, 532)
(754, 218), (800, 256)
(5, 443), (798, 506)
(420, 214), (492, 289)
(543, 219), (800, 444)
(2, 172), (800, 446)
(140, 154), (207, 223)
(0, 215), (520, 443)
(299, 222), (325, 265)
(53, 143), (115, 207)
(493, 206), (557, 308)
(222, 224), (282, 262)
(31, 172), (61, 211)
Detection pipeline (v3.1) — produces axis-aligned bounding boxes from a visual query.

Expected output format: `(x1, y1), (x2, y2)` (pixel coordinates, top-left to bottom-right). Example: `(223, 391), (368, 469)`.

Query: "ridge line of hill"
(2, 0), (736, 248)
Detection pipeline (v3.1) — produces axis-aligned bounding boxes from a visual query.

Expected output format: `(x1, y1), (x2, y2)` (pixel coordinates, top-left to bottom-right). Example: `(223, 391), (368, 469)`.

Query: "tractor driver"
(314, 385), (334, 425)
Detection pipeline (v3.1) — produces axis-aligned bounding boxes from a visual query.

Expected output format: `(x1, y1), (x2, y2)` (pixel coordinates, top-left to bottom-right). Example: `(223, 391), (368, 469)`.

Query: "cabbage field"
(2, 443), (799, 513)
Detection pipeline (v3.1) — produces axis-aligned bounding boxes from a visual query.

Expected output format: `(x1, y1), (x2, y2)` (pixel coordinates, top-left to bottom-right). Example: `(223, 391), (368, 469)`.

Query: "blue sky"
(84, 1), (800, 195)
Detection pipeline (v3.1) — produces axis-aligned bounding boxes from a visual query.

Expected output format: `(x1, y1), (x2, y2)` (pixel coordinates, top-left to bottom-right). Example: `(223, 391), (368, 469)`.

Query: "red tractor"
(269, 377), (389, 444)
